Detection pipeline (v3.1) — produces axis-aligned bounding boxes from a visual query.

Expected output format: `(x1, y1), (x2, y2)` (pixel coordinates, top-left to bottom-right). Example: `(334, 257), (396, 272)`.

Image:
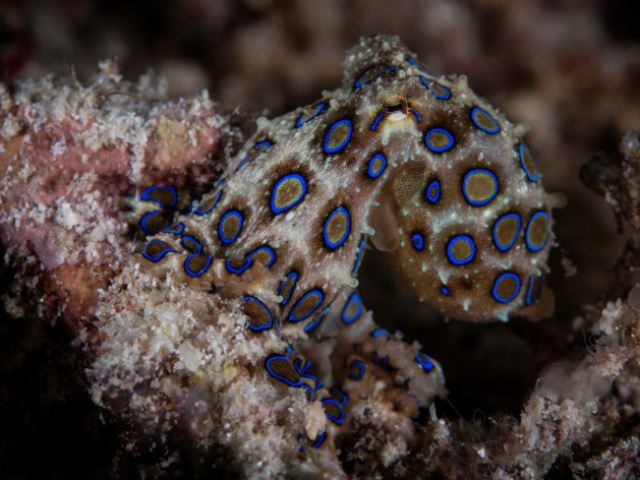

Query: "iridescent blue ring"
(296, 103), (325, 128)
(348, 360), (365, 380)
(353, 238), (365, 274)
(195, 191), (222, 215)
(180, 235), (202, 255)
(492, 272), (521, 303)
(420, 77), (451, 99)
(142, 240), (176, 262)
(265, 355), (301, 387)
(238, 141), (271, 170)
(426, 180), (440, 203)
(526, 212), (549, 252)
(304, 307), (328, 333)
(415, 352), (434, 371)
(367, 153), (386, 178)
(371, 329), (389, 338)
(462, 169), (498, 205)
(244, 296), (273, 331)
(407, 57), (440, 76)
(312, 432), (326, 449)
(140, 186), (177, 209)
(278, 272), (298, 305)
(493, 213), (521, 251)
(289, 289), (324, 322)
(184, 255), (213, 277)
(323, 206), (350, 249)
(247, 246), (275, 268)
(471, 107), (500, 134)
(519, 144), (538, 182)
(218, 210), (243, 244)
(322, 398), (345, 425)
(526, 274), (542, 305)
(161, 223), (184, 234)
(412, 233), (424, 250)
(140, 211), (169, 236)
(270, 173), (307, 214)
(225, 258), (252, 274)
(324, 119), (352, 154)
(355, 65), (396, 87)
(425, 128), (454, 152)
(446, 235), (476, 265)
(342, 293), (362, 324)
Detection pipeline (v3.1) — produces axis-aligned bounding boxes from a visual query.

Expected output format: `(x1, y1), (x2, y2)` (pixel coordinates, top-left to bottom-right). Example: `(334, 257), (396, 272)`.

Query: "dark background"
(2, 0), (640, 477)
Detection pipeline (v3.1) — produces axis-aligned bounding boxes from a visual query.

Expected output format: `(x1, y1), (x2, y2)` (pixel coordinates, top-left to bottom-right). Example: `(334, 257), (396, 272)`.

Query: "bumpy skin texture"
(138, 34), (560, 449)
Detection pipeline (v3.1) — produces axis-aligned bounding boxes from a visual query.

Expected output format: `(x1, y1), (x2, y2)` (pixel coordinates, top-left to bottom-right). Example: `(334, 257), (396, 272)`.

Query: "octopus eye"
(526, 212), (549, 251)
(243, 296), (273, 331)
(181, 235), (202, 255)
(348, 360), (365, 380)
(463, 169), (498, 205)
(519, 144), (538, 182)
(471, 107), (500, 134)
(218, 210), (243, 244)
(140, 186), (177, 209)
(324, 119), (352, 153)
(142, 240), (176, 262)
(425, 128), (454, 152)
(322, 398), (345, 425)
(342, 293), (362, 324)
(271, 174), (307, 214)
(323, 206), (351, 249)
(355, 64), (396, 87)
(184, 255), (213, 277)
(493, 272), (521, 303)
(265, 355), (301, 387)
(493, 214), (521, 252)
(289, 290), (323, 322)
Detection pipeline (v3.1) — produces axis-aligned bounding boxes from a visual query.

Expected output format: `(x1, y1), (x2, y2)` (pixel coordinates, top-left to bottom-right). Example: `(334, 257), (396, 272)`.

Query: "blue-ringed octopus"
(135, 35), (562, 451)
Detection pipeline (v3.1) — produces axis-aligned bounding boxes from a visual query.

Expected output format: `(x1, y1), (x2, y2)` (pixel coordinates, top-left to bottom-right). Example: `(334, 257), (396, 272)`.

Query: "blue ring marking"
(446, 235), (476, 265)
(411, 109), (422, 122)
(302, 384), (314, 401)
(420, 77), (451, 99)
(140, 186), (177, 209)
(304, 307), (328, 333)
(425, 128), (454, 152)
(519, 144), (538, 182)
(526, 274), (542, 305)
(426, 180), (440, 203)
(226, 258), (253, 274)
(142, 241), (176, 262)
(441, 286), (450, 295)
(324, 119), (352, 153)
(161, 223), (184, 234)
(279, 272), (298, 305)
(492, 272), (521, 303)
(184, 255), (213, 277)
(289, 289), (324, 322)
(415, 352), (434, 371)
(463, 169), (499, 205)
(218, 210), (243, 244)
(296, 102), (325, 128)
(526, 211), (549, 252)
(334, 388), (348, 404)
(265, 355), (301, 387)
(493, 213), (521, 251)
(323, 206), (350, 249)
(244, 296), (273, 331)
(353, 238), (366, 274)
(342, 293), (362, 324)
(412, 233), (424, 250)
(355, 65), (396, 87)
(293, 358), (304, 374)
(371, 113), (384, 131)
(312, 432), (326, 449)
(348, 360), (365, 380)
(195, 191), (222, 215)
(407, 57), (440, 76)
(180, 235), (202, 255)
(247, 246), (275, 268)
(315, 378), (323, 390)
(238, 141), (271, 170)
(140, 211), (169, 236)
(471, 107), (500, 133)
(270, 173), (307, 214)
(367, 153), (386, 178)
(322, 398), (345, 425)
(372, 328), (389, 338)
